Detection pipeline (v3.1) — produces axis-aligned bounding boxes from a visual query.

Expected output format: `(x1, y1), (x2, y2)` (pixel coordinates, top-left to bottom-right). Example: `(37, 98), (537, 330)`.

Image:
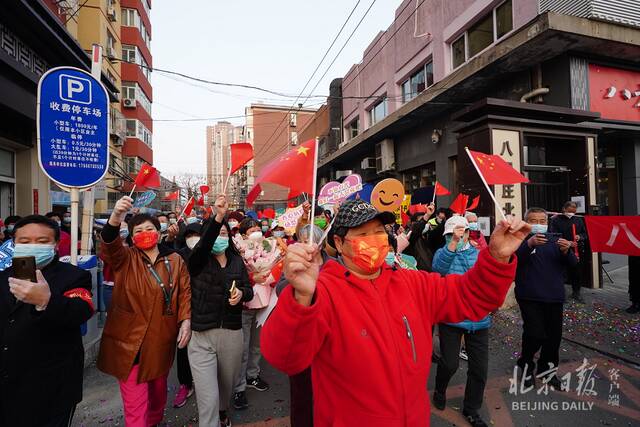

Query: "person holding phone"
(515, 207), (577, 390)
(98, 197), (192, 427)
(0, 215), (94, 426)
(186, 194), (253, 427)
(431, 216), (491, 427)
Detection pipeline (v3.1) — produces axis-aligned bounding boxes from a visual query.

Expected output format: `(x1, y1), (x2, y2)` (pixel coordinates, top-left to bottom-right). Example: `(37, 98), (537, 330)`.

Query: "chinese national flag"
(246, 139), (316, 206)
(434, 181), (450, 196)
(262, 208), (276, 219)
(468, 150), (529, 185)
(467, 195), (480, 211)
(183, 197), (195, 217)
(409, 204), (428, 215)
(449, 194), (469, 215)
(585, 216), (640, 256)
(196, 196), (204, 206)
(134, 164), (161, 188)
(164, 190), (179, 201)
(199, 185), (210, 195)
(401, 209), (410, 227)
(230, 143), (254, 175)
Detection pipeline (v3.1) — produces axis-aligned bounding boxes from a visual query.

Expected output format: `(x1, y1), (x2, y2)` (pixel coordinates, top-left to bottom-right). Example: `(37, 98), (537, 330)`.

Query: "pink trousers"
(118, 364), (168, 427)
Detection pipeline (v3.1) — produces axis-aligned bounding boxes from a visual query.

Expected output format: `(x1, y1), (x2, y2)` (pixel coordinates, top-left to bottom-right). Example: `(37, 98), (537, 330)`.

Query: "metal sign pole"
(80, 44), (103, 255)
(70, 188), (80, 266)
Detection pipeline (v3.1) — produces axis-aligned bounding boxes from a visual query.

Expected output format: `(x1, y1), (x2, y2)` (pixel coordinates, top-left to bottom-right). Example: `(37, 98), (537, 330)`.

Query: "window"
(452, 36), (466, 69)
(496, 0), (513, 39)
(125, 119), (137, 137)
(0, 148), (14, 178)
(402, 61), (434, 103)
(124, 157), (142, 174)
(402, 163), (436, 193)
(122, 82), (136, 100)
(468, 12), (493, 58)
(290, 113), (297, 127)
(369, 97), (387, 127)
(348, 118), (359, 140)
(121, 8), (136, 26)
(290, 131), (298, 146)
(122, 45), (136, 63)
(140, 55), (151, 80)
(106, 31), (116, 56)
(451, 0), (512, 68)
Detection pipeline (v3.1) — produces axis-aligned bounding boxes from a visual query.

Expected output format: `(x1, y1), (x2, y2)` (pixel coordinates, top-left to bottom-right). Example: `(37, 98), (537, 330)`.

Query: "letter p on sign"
(59, 74), (92, 104)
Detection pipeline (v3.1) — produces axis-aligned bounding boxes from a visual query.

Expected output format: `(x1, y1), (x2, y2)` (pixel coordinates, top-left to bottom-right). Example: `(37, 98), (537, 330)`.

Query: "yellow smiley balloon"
(370, 178), (405, 212)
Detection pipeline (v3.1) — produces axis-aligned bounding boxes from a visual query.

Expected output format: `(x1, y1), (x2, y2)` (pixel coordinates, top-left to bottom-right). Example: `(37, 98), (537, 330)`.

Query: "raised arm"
(409, 218), (530, 325)
(188, 194), (226, 276)
(100, 196), (133, 271)
(261, 243), (331, 375)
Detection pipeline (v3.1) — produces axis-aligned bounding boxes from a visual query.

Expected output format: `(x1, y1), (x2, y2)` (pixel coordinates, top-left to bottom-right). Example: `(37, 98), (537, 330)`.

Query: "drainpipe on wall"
(520, 87), (550, 103)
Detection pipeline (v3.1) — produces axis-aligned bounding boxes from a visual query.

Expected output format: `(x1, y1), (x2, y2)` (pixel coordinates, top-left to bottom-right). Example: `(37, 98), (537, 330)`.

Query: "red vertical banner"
(33, 189), (39, 214)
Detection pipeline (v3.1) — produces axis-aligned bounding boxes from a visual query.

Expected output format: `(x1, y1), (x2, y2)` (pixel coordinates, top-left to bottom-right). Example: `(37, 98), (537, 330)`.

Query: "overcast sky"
(151, 0), (400, 176)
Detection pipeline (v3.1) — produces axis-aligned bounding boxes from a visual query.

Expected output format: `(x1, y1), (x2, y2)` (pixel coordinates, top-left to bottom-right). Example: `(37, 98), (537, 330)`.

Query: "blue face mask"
(13, 244), (56, 269)
(211, 236), (229, 254)
(160, 223), (168, 232)
(530, 224), (548, 235)
(187, 217), (199, 225)
(468, 222), (479, 231)
(6, 225), (14, 233)
(261, 225), (269, 233)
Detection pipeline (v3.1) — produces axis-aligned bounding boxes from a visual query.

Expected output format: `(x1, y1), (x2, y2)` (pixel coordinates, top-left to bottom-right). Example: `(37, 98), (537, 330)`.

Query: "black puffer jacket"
(187, 218), (253, 331)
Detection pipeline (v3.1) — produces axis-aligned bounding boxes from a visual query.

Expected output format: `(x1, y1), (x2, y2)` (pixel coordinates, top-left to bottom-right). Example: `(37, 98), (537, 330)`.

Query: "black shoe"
(625, 303), (640, 314)
(432, 390), (446, 411)
(246, 376), (269, 392)
(220, 410), (232, 427)
(547, 375), (563, 391)
(462, 411), (488, 427)
(233, 391), (248, 410)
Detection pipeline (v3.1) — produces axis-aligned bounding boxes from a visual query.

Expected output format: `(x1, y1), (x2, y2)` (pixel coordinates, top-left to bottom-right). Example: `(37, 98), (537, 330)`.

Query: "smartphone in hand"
(12, 256), (37, 282)
(544, 233), (562, 244)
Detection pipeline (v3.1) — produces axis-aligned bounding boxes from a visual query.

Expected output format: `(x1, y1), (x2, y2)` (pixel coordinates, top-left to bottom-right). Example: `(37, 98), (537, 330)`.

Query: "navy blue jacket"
(515, 239), (578, 303)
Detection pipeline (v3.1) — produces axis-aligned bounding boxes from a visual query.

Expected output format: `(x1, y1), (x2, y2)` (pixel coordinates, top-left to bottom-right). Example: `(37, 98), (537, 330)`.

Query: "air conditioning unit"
(113, 178), (123, 188)
(106, 47), (116, 59)
(336, 170), (353, 179)
(375, 139), (395, 173)
(107, 7), (117, 21)
(123, 98), (135, 108)
(361, 157), (376, 169)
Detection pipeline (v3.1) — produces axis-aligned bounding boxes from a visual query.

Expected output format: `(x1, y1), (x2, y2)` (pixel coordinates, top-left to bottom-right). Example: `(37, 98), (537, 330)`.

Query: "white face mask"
(186, 236), (201, 249)
(565, 212), (575, 218)
(228, 220), (239, 229)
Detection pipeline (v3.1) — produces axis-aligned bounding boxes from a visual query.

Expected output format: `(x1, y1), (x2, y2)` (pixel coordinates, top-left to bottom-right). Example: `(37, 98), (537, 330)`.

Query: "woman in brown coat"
(98, 196), (191, 427)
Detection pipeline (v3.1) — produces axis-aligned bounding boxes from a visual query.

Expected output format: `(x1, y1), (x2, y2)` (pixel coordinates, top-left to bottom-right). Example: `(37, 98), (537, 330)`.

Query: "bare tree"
(173, 173), (207, 205)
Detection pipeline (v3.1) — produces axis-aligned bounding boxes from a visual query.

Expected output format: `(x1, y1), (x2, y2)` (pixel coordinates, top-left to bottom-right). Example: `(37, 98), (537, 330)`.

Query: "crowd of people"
(0, 194), (638, 427)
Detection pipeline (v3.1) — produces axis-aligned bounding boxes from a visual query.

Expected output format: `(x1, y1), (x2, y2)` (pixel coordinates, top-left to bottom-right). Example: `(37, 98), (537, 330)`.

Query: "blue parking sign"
(37, 67), (109, 189)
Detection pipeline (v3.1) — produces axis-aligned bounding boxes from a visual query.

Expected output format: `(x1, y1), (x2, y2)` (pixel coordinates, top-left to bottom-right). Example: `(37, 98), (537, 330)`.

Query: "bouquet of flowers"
(232, 233), (284, 309)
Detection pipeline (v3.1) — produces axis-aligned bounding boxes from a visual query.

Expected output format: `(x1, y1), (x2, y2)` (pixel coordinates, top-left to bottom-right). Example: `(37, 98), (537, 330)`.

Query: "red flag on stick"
(196, 197), (204, 206)
(246, 184), (262, 207)
(401, 209), (410, 227)
(409, 204), (429, 215)
(134, 164), (161, 188)
(200, 185), (210, 196)
(434, 181), (451, 196)
(230, 143), (254, 175)
(182, 197), (195, 217)
(246, 139), (317, 206)
(449, 194), (469, 215)
(467, 195), (480, 211)
(467, 150), (529, 185)
(164, 190), (179, 201)
(585, 216), (640, 256)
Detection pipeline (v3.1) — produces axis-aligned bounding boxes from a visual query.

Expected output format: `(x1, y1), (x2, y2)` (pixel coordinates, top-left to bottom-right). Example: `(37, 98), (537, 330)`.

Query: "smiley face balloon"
(370, 178), (405, 212)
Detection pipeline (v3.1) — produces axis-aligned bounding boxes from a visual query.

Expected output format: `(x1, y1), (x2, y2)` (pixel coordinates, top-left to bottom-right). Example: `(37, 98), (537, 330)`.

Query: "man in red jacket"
(261, 200), (530, 427)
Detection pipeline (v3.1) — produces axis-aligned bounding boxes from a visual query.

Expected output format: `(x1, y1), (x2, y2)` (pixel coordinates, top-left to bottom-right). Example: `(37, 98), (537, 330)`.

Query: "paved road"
(73, 280), (639, 427)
